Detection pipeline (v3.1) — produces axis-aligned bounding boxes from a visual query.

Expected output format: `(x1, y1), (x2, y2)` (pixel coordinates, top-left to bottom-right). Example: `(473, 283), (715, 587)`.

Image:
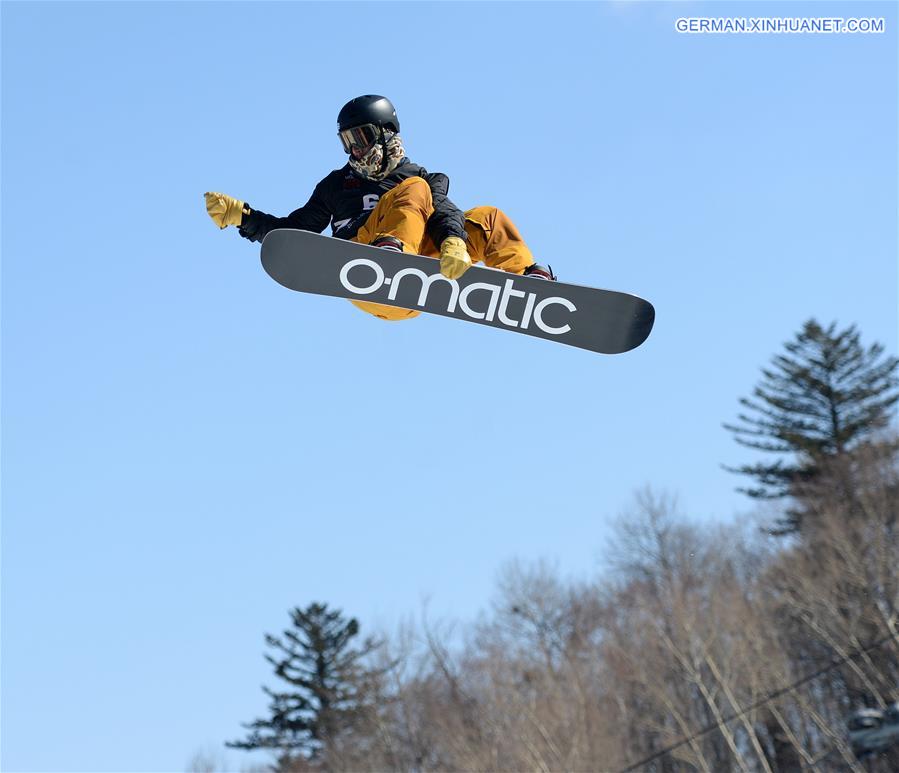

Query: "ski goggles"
(338, 123), (380, 155)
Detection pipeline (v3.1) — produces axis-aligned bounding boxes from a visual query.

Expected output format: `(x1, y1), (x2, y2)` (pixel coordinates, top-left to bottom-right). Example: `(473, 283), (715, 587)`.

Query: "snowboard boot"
(371, 235), (404, 252)
(524, 262), (556, 281)
(351, 234), (419, 321)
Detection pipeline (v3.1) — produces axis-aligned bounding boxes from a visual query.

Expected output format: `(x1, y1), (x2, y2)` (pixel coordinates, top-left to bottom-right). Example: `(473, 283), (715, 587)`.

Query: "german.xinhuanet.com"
(675, 17), (885, 34)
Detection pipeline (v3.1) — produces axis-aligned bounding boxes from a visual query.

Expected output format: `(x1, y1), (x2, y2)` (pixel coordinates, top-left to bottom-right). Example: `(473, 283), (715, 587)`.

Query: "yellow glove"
(204, 191), (247, 229)
(439, 236), (472, 280)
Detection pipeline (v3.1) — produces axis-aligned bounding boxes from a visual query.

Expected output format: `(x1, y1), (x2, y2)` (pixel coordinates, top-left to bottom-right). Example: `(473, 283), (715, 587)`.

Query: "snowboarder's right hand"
(204, 191), (247, 229)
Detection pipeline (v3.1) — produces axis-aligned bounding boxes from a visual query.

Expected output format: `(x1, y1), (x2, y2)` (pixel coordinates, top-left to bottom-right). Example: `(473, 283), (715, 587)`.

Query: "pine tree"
(724, 319), (898, 534)
(228, 602), (382, 771)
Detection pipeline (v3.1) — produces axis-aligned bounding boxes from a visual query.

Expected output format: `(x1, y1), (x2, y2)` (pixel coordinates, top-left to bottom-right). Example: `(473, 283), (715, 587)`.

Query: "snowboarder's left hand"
(439, 236), (472, 280)
(204, 191), (247, 229)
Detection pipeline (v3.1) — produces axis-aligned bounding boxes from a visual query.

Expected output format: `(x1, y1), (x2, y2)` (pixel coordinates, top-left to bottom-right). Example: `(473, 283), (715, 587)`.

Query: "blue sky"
(2, 1), (896, 770)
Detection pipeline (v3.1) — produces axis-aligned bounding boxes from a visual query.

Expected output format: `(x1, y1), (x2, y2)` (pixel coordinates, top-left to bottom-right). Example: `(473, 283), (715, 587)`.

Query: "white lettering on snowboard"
(338, 258), (575, 335)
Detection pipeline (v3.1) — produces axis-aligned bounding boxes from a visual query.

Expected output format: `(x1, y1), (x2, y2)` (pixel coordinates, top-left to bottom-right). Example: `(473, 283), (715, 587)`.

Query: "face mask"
(348, 132), (405, 181)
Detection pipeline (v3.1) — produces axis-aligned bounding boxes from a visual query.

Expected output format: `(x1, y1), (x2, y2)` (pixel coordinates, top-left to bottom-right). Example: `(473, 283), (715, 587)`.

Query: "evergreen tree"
(228, 602), (382, 771)
(724, 319), (898, 534)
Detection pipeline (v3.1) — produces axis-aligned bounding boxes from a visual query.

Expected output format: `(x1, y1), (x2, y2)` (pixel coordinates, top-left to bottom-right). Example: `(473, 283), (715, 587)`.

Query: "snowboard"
(260, 229), (655, 355)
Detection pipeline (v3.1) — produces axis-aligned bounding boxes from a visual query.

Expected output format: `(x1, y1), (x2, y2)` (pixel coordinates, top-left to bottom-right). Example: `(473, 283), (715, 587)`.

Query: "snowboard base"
(260, 229), (654, 355)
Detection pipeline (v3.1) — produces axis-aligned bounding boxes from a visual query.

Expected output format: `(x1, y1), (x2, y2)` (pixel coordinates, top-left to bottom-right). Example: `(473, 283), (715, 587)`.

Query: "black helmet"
(337, 95), (400, 133)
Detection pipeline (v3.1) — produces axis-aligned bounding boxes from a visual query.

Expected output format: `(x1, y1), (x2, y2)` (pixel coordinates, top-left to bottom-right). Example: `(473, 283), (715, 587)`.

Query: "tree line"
(206, 319), (898, 772)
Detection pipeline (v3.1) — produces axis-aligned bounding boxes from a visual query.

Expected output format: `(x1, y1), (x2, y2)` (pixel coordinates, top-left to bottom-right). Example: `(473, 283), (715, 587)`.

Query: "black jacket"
(238, 160), (466, 246)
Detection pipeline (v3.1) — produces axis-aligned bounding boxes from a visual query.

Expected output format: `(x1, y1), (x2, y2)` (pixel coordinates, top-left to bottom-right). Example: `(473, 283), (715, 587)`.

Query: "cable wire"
(618, 630), (898, 772)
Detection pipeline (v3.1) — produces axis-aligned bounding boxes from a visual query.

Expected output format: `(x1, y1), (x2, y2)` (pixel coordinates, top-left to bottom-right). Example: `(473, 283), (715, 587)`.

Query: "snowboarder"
(205, 94), (555, 321)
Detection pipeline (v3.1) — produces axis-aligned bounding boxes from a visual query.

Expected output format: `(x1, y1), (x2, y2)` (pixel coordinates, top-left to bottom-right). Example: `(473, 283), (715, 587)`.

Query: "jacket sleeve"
(237, 181), (332, 244)
(424, 172), (467, 246)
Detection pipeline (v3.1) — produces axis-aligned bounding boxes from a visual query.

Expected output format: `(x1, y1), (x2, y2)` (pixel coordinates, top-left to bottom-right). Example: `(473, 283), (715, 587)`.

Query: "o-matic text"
(339, 258), (577, 335)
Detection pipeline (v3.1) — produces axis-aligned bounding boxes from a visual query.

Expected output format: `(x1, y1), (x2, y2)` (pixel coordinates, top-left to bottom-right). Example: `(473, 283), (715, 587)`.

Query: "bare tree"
(220, 435), (898, 772)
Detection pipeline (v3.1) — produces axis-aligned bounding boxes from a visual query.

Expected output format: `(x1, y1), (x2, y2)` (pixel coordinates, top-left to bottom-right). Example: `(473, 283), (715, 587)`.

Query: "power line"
(618, 631), (898, 773)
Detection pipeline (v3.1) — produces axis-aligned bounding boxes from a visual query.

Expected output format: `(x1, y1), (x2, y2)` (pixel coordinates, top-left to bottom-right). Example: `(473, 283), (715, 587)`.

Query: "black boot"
(371, 235), (404, 252)
(524, 262), (556, 281)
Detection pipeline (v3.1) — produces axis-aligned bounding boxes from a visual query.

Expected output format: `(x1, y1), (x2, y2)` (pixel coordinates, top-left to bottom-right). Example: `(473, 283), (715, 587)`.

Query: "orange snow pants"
(350, 176), (535, 321)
